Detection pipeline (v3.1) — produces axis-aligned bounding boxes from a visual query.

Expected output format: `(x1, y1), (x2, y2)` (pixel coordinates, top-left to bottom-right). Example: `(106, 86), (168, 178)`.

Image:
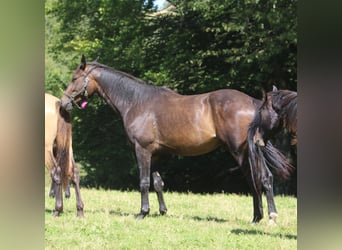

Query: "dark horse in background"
(251, 86), (297, 145)
(45, 93), (84, 217)
(248, 86), (297, 222)
(60, 55), (292, 224)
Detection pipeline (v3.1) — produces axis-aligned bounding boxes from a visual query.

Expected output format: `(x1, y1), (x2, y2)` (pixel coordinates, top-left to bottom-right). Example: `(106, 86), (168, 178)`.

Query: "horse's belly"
(168, 136), (220, 156)
(157, 114), (219, 156)
(180, 141), (221, 156)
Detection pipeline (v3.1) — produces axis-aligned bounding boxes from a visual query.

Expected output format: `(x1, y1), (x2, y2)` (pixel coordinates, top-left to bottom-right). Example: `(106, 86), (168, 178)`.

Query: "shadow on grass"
(109, 209), (229, 222)
(109, 210), (136, 217)
(191, 216), (228, 223)
(45, 208), (82, 217)
(231, 229), (297, 240)
(109, 210), (169, 218)
(45, 208), (53, 214)
(46, 207), (159, 218)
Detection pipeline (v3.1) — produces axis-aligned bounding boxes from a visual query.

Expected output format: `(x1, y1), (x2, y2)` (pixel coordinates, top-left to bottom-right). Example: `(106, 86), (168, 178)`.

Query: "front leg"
(135, 143), (152, 220)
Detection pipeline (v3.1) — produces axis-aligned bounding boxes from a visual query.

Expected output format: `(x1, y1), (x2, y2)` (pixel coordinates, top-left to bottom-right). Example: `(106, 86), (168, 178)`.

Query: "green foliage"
(45, 187), (297, 249)
(144, 0), (297, 95)
(45, 0), (297, 192)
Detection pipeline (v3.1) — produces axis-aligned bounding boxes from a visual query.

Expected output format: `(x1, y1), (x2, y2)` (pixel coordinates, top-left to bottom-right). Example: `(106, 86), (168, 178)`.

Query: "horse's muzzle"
(60, 97), (73, 111)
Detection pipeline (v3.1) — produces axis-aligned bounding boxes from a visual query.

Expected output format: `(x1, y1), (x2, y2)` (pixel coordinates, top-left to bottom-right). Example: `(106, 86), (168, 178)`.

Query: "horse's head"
(252, 90), (280, 146)
(260, 89), (280, 131)
(61, 55), (99, 111)
(267, 86), (297, 133)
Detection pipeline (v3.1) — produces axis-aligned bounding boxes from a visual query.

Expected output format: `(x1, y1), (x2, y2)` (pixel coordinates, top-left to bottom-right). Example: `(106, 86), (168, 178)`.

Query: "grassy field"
(45, 184), (297, 249)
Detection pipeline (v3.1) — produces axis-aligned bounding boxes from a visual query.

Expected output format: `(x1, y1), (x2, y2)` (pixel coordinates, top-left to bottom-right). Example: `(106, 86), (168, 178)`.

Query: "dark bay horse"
(268, 86), (297, 145)
(45, 93), (84, 217)
(247, 86), (296, 224)
(60, 55), (289, 223)
(251, 86), (297, 144)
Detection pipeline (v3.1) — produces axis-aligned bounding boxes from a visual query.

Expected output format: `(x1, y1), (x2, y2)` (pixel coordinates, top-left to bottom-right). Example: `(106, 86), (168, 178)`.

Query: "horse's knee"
(140, 177), (150, 192)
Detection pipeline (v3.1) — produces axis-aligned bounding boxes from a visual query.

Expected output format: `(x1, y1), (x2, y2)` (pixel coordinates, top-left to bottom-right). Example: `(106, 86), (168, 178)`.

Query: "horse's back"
(45, 93), (60, 132)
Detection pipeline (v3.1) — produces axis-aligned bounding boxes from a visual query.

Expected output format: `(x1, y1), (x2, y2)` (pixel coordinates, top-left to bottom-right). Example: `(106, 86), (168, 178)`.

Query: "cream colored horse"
(45, 93), (84, 217)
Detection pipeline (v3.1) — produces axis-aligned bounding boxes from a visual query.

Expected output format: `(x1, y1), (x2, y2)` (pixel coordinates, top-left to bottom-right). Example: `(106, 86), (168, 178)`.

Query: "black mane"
(87, 61), (175, 106)
(271, 90), (297, 132)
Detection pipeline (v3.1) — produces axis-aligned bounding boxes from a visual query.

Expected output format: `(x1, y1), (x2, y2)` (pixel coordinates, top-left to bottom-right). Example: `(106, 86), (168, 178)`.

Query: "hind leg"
(152, 171), (167, 215)
(71, 161), (84, 217)
(49, 152), (63, 216)
(242, 162), (264, 223)
(65, 182), (71, 198)
(49, 180), (56, 198)
(262, 165), (278, 225)
(49, 179), (69, 199)
(49, 144), (57, 198)
(248, 176), (264, 223)
(230, 150), (264, 223)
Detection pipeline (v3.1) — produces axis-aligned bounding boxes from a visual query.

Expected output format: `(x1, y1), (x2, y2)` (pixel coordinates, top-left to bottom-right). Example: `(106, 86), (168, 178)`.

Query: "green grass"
(45, 185), (296, 249)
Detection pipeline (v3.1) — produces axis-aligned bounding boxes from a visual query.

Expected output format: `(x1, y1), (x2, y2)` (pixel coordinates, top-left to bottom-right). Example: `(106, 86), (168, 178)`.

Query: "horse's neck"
(95, 73), (143, 117)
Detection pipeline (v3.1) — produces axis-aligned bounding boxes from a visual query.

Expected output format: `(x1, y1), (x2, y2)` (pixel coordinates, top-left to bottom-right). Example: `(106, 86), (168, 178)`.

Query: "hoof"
(77, 211), (84, 218)
(53, 211), (61, 217)
(251, 220), (259, 225)
(268, 219), (277, 226)
(268, 212), (278, 226)
(136, 213), (146, 220)
(160, 209), (167, 215)
(251, 216), (262, 224)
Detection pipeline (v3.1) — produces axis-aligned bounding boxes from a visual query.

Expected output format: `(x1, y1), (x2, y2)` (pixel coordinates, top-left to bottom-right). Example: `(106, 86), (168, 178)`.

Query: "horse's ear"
(272, 85), (278, 92)
(80, 54), (86, 70)
(95, 56), (100, 62)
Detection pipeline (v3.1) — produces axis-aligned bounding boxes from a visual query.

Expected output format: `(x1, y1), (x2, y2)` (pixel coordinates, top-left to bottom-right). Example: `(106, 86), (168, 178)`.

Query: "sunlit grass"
(45, 185), (297, 249)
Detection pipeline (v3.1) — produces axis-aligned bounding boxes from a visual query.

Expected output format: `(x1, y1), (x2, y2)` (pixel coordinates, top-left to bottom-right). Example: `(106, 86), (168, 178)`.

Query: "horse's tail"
(261, 141), (293, 179)
(247, 110), (265, 195)
(55, 102), (73, 191)
(247, 108), (293, 183)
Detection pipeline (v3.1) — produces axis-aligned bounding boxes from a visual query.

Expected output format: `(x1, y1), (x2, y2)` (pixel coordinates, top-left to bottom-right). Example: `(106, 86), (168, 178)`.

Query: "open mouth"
(74, 96), (89, 109)
(80, 100), (88, 109)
